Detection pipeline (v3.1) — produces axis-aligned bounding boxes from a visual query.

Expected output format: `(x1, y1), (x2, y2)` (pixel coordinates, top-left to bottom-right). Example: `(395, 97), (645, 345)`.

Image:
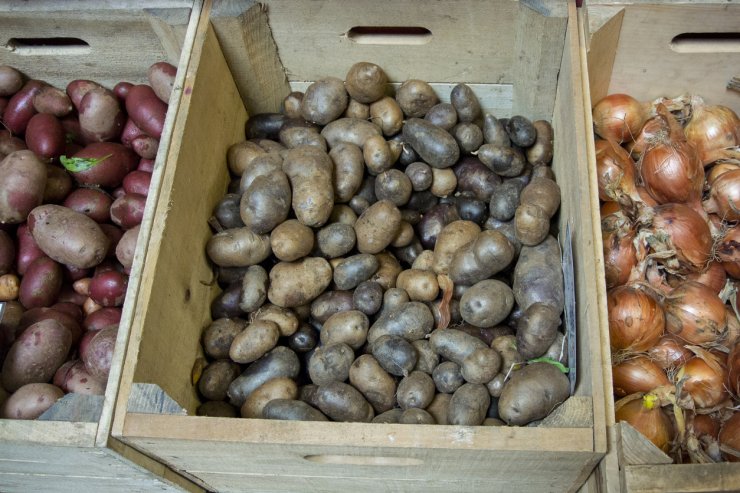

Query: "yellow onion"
(706, 161), (740, 187)
(602, 215), (638, 288)
(615, 393), (675, 453)
(613, 356), (671, 397)
(681, 262), (727, 295)
(601, 201), (622, 218)
(719, 412), (740, 462)
(728, 341), (740, 397)
(627, 114), (667, 160)
(685, 96), (740, 166)
(715, 226), (740, 279)
(641, 139), (704, 206)
(664, 281), (727, 344)
(648, 334), (693, 370)
(608, 286), (665, 351)
(593, 94), (648, 144)
(703, 169), (740, 222)
(595, 139), (642, 205)
(676, 352), (729, 409)
(726, 306), (739, 346)
(649, 204), (713, 274)
(689, 413), (721, 440)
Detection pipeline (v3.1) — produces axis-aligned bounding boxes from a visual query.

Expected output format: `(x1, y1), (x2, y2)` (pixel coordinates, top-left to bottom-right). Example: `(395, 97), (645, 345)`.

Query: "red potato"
(1, 318), (72, 392)
(0, 130), (27, 155)
(66, 79), (102, 109)
(50, 302), (83, 323)
(125, 84), (167, 139)
(43, 165), (74, 204)
(113, 81), (133, 101)
(121, 118), (145, 147)
(99, 224), (124, 259)
(56, 284), (87, 306)
(53, 359), (106, 395)
(0, 150), (47, 224)
(2, 80), (46, 135)
(33, 86), (73, 117)
(18, 256), (63, 309)
(16, 223), (47, 275)
(0, 229), (15, 275)
(112, 187), (126, 199)
(123, 170), (151, 196)
(110, 193), (146, 229)
(81, 325), (117, 381)
(83, 307), (121, 332)
(79, 87), (125, 142)
(115, 224), (140, 271)
(137, 158), (155, 173)
(63, 264), (92, 282)
(18, 306), (82, 344)
(62, 188), (113, 223)
(0, 97), (6, 118)
(89, 270), (127, 307)
(131, 134), (159, 159)
(1, 383), (63, 419)
(60, 114), (84, 145)
(25, 113), (66, 161)
(147, 61), (177, 104)
(64, 142), (138, 188)
(0, 66), (24, 97)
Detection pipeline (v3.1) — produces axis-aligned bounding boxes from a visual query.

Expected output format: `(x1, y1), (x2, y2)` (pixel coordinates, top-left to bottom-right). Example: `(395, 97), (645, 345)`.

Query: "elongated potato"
(516, 302), (561, 359)
(367, 301), (434, 344)
(283, 146), (334, 227)
(448, 383), (490, 426)
(330, 143), (364, 202)
(1, 383), (63, 419)
(320, 310), (369, 349)
(372, 408), (403, 423)
(498, 362), (569, 425)
(253, 304), (299, 337)
(207, 227), (271, 268)
(432, 220), (480, 275)
(333, 253), (379, 290)
(198, 360), (241, 401)
(349, 354), (397, 413)
(262, 398), (328, 421)
(315, 381), (374, 422)
(321, 118), (382, 149)
(227, 346), (300, 407)
(270, 219), (314, 262)
(239, 265), (268, 313)
(426, 392), (451, 425)
(429, 328), (487, 365)
(513, 235), (564, 313)
(241, 377), (298, 419)
(230, 319), (280, 364)
(268, 257), (332, 308)
(448, 230), (515, 286)
(402, 118), (459, 169)
(0, 150), (47, 224)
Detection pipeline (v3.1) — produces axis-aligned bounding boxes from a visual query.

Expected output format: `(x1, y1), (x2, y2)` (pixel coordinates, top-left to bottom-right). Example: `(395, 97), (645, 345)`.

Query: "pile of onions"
(594, 91), (740, 464)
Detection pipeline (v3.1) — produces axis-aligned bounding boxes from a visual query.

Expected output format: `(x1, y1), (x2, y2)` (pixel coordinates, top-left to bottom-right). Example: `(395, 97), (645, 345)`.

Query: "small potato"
(395, 80), (438, 118)
(270, 219), (314, 262)
(227, 346), (300, 407)
(147, 61), (177, 103)
(0, 65), (24, 97)
(411, 339), (439, 375)
(63, 187), (113, 223)
(519, 176), (561, 218)
(301, 77), (348, 125)
(498, 362), (569, 425)
(371, 334), (418, 377)
(282, 91), (304, 119)
(433, 361), (465, 393)
(349, 354), (397, 413)
(110, 193), (146, 230)
(268, 257), (332, 308)
(454, 156), (501, 202)
(354, 200), (402, 254)
(486, 374), (506, 398)
(345, 62), (388, 104)
(367, 301), (434, 344)
(376, 288), (409, 319)
(390, 221), (415, 248)
(453, 123), (483, 154)
(0, 150), (47, 224)
(279, 125), (327, 150)
(516, 302), (561, 360)
(283, 146), (334, 228)
(448, 383), (490, 426)
(483, 217), (521, 256)
(19, 257), (63, 309)
(287, 323), (319, 353)
(411, 250), (434, 271)
(430, 168), (457, 198)
(239, 265), (268, 313)
(245, 113), (284, 140)
(330, 204), (358, 225)
(369, 96), (403, 136)
(198, 360), (241, 401)
(308, 342), (355, 386)
(491, 335), (526, 376)
(316, 223), (356, 259)
(333, 253), (379, 291)
(241, 377), (298, 419)
(352, 280), (383, 316)
(429, 328), (488, 366)
(370, 252), (402, 290)
(483, 114), (511, 147)
(0, 273), (19, 301)
(227, 140), (265, 176)
(505, 115), (537, 147)
(363, 135), (394, 175)
(344, 99), (370, 119)
(230, 319), (281, 364)
(4, 80), (46, 135)
(399, 408), (436, 424)
(543, 332), (568, 366)
(240, 170), (291, 234)
(53, 359), (105, 395)
(310, 290), (354, 323)
(1, 383), (63, 420)
(330, 143), (364, 203)
(450, 83), (481, 123)
(526, 120), (554, 166)
(395, 269), (439, 302)
(406, 162), (433, 192)
(448, 230), (516, 286)
(115, 225), (140, 272)
(207, 227), (271, 268)
(372, 408), (403, 423)
(315, 381), (374, 422)
(489, 181), (522, 222)
(426, 392), (451, 425)
(459, 279), (514, 328)
(375, 169), (412, 206)
(425, 103), (458, 130)
(397, 370), (435, 410)
(513, 236), (564, 313)
(125, 84), (167, 139)
(402, 118), (459, 169)
(432, 220), (481, 275)
(477, 144), (526, 177)
(320, 310), (369, 350)
(263, 398), (328, 421)
(202, 318), (247, 361)
(320, 118), (382, 149)
(26, 113), (66, 161)
(79, 87), (125, 142)
(461, 347), (502, 384)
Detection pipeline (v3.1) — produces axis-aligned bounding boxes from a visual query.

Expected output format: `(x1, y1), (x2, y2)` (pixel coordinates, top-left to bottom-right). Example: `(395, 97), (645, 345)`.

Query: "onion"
(706, 161), (740, 187)
(601, 200), (622, 218)
(603, 219), (638, 288)
(728, 341), (739, 397)
(648, 334), (693, 370)
(636, 186), (659, 207)
(689, 413), (720, 440)
(685, 97), (740, 166)
(615, 393), (675, 453)
(676, 351), (729, 410)
(715, 225), (740, 274)
(703, 169), (740, 222)
(726, 306), (739, 346)
(681, 262), (727, 295)
(592, 94), (648, 144)
(595, 139), (641, 205)
(608, 285), (665, 351)
(641, 138), (704, 206)
(613, 356), (671, 397)
(719, 412), (740, 462)
(664, 281), (727, 344)
(626, 114), (666, 160)
(647, 203), (713, 274)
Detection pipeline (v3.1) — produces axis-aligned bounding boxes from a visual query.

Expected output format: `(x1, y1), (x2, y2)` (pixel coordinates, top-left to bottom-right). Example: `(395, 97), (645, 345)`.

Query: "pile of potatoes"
(200, 62), (570, 426)
(0, 62), (176, 419)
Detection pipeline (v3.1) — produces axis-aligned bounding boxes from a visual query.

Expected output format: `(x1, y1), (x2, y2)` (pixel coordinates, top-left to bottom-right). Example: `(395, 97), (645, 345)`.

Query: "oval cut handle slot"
(346, 26), (432, 45)
(5, 37), (91, 55)
(670, 33), (740, 53)
(304, 454), (424, 466)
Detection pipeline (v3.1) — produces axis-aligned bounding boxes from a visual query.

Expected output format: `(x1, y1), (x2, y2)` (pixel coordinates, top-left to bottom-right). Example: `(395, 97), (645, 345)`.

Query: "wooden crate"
(580, 2), (740, 492)
(0, 2), (205, 491)
(111, 0), (609, 491)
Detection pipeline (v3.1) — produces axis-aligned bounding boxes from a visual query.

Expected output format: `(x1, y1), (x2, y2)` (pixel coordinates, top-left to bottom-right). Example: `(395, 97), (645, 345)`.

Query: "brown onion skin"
(615, 395), (675, 453)
(647, 334), (692, 370)
(602, 218), (637, 289)
(641, 139), (704, 206)
(715, 226), (740, 279)
(677, 356), (729, 410)
(664, 281), (727, 345)
(689, 413), (720, 440)
(608, 286), (665, 351)
(705, 162), (739, 187)
(719, 412), (740, 462)
(728, 341), (739, 397)
(613, 356), (670, 397)
(685, 102), (740, 166)
(592, 94), (647, 144)
(680, 262), (727, 295)
(600, 201), (622, 218)
(704, 169), (740, 222)
(651, 204), (712, 274)
(594, 139), (639, 203)
(626, 114), (665, 160)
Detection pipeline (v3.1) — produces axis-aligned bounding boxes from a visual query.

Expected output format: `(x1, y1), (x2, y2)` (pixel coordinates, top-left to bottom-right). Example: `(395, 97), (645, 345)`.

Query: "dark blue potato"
(352, 281), (384, 316)
(263, 399), (328, 421)
(512, 235), (564, 313)
(226, 346), (300, 407)
(245, 113), (284, 140)
(489, 181), (523, 222)
(211, 281), (244, 319)
(287, 323), (319, 353)
(213, 193), (244, 229)
(367, 301), (434, 344)
(415, 202), (460, 249)
(453, 156), (501, 202)
(442, 194), (487, 225)
(453, 122), (483, 154)
(483, 114), (511, 147)
(450, 83), (482, 123)
(370, 334), (417, 377)
(402, 118), (460, 169)
(424, 103), (458, 130)
(505, 115), (537, 147)
(477, 144), (526, 177)
(333, 253), (379, 291)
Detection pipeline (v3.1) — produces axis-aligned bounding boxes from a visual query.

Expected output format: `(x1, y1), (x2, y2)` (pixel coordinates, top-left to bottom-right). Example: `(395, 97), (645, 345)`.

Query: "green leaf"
(60, 153), (112, 173)
(528, 357), (569, 373)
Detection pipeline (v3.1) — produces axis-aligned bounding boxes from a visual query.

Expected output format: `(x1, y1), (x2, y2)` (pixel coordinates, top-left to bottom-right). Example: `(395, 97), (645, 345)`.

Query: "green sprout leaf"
(528, 357), (569, 373)
(60, 153), (112, 173)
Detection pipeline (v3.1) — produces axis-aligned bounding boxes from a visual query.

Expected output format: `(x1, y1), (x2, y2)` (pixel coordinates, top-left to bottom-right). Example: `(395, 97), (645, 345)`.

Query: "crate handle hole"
(304, 454), (424, 466)
(670, 33), (740, 53)
(5, 37), (91, 55)
(346, 26), (432, 45)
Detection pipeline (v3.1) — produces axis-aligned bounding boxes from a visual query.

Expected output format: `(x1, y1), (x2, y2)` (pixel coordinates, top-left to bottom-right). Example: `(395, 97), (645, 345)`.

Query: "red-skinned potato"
(110, 193), (146, 229)
(125, 84), (167, 139)
(66, 80), (103, 109)
(56, 284), (87, 306)
(122, 170), (151, 196)
(43, 165), (74, 204)
(0, 129), (27, 155)
(18, 306), (82, 344)
(59, 114), (84, 145)
(83, 306), (121, 332)
(147, 61), (177, 104)
(1, 383), (63, 419)
(2, 80), (46, 135)
(53, 359), (106, 395)
(50, 301), (83, 323)
(79, 87), (124, 142)
(62, 188), (113, 223)
(18, 256), (63, 309)
(16, 223), (47, 275)
(99, 224), (124, 259)
(81, 325), (117, 380)
(113, 81), (133, 101)
(115, 225), (139, 271)
(65, 142), (138, 188)
(63, 264), (92, 282)
(25, 113), (65, 161)
(121, 118), (146, 147)
(89, 270), (127, 307)
(131, 134), (159, 159)
(0, 229), (15, 275)
(0, 150), (47, 224)
(33, 85), (73, 117)
(137, 158), (155, 173)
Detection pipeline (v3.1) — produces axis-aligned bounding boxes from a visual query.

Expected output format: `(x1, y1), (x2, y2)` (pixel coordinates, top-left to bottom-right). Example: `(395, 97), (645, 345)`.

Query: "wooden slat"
(0, 421), (96, 448)
(616, 423), (672, 467)
(624, 463), (740, 493)
(584, 6), (624, 105)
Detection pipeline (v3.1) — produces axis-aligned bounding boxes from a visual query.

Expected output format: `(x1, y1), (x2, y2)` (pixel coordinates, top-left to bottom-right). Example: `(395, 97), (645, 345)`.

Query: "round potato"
(287, 323), (319, 354)
(198, 360), (241, 401)
(320, 310), (369, 350)
(460, 279), (515, 328)
(425, 103), (458, 130)
(301, 77), (349, 125)
(498, 362), (569, 425)
(433, 361), (465, 393)
(461, 347), (502, 384)
(345, 62), (388, 104)
(352, 280), (384, 316)
(268, 257), (332, 308)
(202, 318), (246, 360)
(308, 342), (355, 386)
(241, 377), (298, 419)
(349, 354), (397, 413)
(432, 220), (481, 275)
(369, 96), (403, 136)
(239, 171), (291, 234)
(395, 269), (439, 302)
(397, 370), (435, 410)
(371, 334), (418, 377)
(448, 382), (490, 426)
(395, 80), (438, 118)
(270, 219), (314, 262)
(402, 118), (459, 169)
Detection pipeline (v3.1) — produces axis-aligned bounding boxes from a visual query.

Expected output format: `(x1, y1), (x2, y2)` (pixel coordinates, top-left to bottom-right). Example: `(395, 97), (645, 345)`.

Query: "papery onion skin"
(706, 162), (740, 187)
(728, 341), (740, 397)
(608, 286), (665, 350)
(704, 169), (740, 222)
(726, 307), (739, 346)
(648, 334), (693, 370)
(615, 394), (675, 452)
(715, 226), (740, 278)
(676, 355), (729, 409)
(719, 412), (740, 463)
(593, 94), (647, 144)
(613, 356), (671, 397)
(602, 213), (638, 288)
(595, 139), (640, 204)
(689, 412), (720, 440)
(651, 203), (713, 274)
(641, 139), (704, 206)
(682, 262), (727, 295)
(626, 114), (666, 160)
(685, 99), (740, 167)
(601, 201), (622, 218)
(664, 281), (727, 345)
